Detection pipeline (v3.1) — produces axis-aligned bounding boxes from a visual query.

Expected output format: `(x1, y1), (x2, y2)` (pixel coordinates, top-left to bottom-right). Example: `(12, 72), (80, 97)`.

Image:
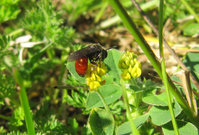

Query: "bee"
(67, 44), (108, 76)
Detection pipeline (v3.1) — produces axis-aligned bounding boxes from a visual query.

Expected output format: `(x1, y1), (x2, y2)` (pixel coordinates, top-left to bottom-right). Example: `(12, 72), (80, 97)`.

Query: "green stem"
(13, 69), (35, 135)
(162, 61), (180, 135)
(158, 0), (163, 58)
(0, 114), (10, 120)
(121, 80), (140, 135)
(180, 0), (199, 23)
(8, 28), (24, 36)
(96, 90), (111, 113)
(108, 0), (199, 127)
(96, 89), (116, 134)
(95, 2), (108, 23)
(159, 1), (179, 134)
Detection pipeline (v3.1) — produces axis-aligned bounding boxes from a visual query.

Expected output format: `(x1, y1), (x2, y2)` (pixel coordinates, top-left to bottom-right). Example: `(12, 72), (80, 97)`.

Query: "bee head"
(101, 49), (107, 61)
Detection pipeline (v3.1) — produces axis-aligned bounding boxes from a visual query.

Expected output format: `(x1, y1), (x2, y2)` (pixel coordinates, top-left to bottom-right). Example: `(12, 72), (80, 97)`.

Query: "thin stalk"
(95, 2), (109, 23)
(180, 0), (199, 23)
(0, 114), (10, 120)
(162, 61), (180, 134)
(183, 71), (198, 115)
(96, 90), (111, 113)
(8, 28), (24, 36)
(158, 0), (164, 56)
(165, 63), (181, 131)
(108, 0), (199, 127)
(158, 0), (163, 56)
(13, 69), (35, 135)
(159, 0), (179, 134)
(121, 80), (140, 135)
(96, 89), (116, 134)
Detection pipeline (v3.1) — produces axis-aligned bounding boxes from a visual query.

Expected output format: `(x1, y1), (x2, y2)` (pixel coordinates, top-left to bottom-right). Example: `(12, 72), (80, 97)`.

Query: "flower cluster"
(118, 51), (141, 80)
(85, 62), (107, 91)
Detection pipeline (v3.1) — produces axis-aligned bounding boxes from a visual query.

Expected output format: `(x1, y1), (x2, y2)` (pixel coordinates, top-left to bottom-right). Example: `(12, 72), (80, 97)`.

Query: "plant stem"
(96, 90), (111, 113)
(121, 80), (140, 135)
(180, 0), (199, 23)
(158, 0), (163, 58)
(13, 69), (35, 135)
(159, 0), (179, 134)
(108, 0), (199, 127)
(96, 89), (116, 134)
(8, 28), (24, 36)
(0, 114), (10, 120)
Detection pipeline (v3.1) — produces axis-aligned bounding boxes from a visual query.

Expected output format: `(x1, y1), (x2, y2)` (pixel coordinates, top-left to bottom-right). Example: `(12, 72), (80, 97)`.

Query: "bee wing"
(67, 45), (101, 61)
(67, 49), (87, 61)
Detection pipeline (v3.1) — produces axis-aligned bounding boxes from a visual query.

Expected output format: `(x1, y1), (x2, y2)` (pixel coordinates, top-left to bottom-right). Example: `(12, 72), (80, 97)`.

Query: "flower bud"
(119, 51), (141, 80)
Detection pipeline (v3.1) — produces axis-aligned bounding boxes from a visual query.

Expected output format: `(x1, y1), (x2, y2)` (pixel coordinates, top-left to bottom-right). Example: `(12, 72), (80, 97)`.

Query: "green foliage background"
(0, 0), (199, 134)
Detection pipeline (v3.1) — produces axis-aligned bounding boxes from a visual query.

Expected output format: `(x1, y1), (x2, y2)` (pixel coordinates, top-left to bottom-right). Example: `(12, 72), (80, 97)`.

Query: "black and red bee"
(67, 44), (108, 76)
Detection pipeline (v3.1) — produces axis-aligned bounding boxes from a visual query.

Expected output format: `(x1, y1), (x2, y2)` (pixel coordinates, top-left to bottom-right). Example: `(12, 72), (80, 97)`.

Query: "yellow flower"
(130, 65), (141, 77)
(85, 62), (107, 91)
(96, 63), (107, 76)
(87, 81), (101, 91)
(119, 51), (142, 80)
(121, 70), (131, 80)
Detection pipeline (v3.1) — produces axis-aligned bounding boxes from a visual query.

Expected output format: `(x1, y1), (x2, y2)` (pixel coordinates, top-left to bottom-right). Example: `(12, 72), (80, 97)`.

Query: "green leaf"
(184, 52), (199, 84)
(88, 108), (114, 135)
(143, 91), (168, 106)
(67, 118), (79, 135)
(6, 131), (27, 135)
(9, 107), (25, 127)
(162, 121), (198, 135)
(117, 114), (149, 135)
(183, 23), (199, 36)
(0, 35), (11, 51)
(66, 61), (86, 83)
(86, 84), (122, 109)
(101, 75), (114, 85)
(149, 101), (182, 126)
(0, 72), (16, 99)
(0, 3), (21, 23)
(22, 0), (75, 44)
(104, 49), (122, 83)
(35, 115), (67, 134)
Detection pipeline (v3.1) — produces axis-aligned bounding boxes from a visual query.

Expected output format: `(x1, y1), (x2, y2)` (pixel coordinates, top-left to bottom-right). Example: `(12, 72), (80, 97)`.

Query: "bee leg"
(90, 61), (97, 65)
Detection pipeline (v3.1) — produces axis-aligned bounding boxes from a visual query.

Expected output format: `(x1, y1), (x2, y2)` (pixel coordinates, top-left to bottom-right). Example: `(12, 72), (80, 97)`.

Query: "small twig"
(131, 0), (199, 90)
(53, 85), (86, 90)
(182, 71), (198, 115)
(173, 80), (199, 98)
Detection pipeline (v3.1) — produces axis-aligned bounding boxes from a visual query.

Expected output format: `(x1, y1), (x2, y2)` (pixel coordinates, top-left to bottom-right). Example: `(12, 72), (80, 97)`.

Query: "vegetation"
(0, 0), (199, 134)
